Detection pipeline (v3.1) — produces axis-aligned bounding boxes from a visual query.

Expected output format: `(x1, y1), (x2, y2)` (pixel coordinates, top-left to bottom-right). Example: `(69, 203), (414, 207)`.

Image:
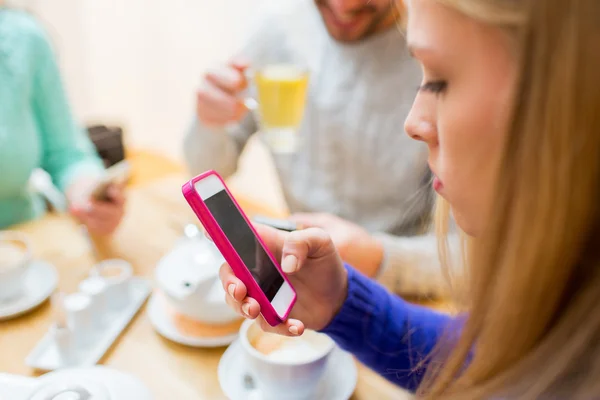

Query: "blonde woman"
(219, 0), (600, 398)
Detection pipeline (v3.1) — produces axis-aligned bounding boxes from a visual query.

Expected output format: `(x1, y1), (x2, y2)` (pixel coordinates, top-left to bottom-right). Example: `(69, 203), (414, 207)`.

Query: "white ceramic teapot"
(155, 235), (239, 324)
(0, 366), (152, 400)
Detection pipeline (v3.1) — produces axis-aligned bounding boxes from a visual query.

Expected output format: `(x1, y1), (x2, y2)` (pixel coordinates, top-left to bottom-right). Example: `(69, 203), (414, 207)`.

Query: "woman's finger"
(219, 263), (248, 303)
(280, 228), (336, 274)
(253, 223), (288, 261)
(224, 293), (261, 320)
(224, 292), (248, 318)
(82, 217), (115, 235)
(85, 215), (122, 233)
(219, 262), (266, 319)
(257, 316), (305, 337)
(87, 201), (123, 221)
(107, 184), (126, 205)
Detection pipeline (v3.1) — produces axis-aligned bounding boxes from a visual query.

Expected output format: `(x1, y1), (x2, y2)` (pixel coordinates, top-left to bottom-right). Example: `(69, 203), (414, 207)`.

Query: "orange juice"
(255, 64), (309, 152)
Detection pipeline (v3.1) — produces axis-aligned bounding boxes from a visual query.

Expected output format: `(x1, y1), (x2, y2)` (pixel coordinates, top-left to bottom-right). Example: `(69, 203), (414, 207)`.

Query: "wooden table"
(0, 173), (419, 399)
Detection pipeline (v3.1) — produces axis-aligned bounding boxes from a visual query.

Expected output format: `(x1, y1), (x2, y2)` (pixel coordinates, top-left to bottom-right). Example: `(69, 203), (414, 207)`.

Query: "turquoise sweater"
(0, 9), (103, 228)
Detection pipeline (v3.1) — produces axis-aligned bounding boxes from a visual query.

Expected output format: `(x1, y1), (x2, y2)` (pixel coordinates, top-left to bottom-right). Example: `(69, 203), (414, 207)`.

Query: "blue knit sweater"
(321, 265), (454, 391)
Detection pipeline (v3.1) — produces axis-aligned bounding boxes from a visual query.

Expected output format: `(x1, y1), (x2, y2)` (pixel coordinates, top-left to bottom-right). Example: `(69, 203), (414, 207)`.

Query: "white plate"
(26, 277), (151, 371)
(0, 367), (153, 400)
(218, 340), (357, 400)
(0, 260), (58, 321)
(147, 293), (239, 348)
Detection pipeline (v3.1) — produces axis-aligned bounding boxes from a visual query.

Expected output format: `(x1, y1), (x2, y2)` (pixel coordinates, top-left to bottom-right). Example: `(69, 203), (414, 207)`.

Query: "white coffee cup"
(64, 292), (93, 346)
(90, 259), (132, 310)
(239, 319), (335, 400)
(79, 276), (108, 328)
(0, 231), (33, 301)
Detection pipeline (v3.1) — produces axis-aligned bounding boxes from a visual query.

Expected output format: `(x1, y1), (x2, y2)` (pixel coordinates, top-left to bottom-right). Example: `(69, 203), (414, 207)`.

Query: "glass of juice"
(245, 64), (309, 154)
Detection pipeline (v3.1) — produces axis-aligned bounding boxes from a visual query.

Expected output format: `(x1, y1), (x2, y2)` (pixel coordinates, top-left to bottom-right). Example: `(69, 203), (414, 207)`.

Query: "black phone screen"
(204, 190), (284, 301)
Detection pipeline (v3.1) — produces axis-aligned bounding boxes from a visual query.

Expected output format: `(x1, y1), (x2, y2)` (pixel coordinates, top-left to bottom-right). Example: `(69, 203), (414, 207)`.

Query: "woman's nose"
(405, 99), (436, 145)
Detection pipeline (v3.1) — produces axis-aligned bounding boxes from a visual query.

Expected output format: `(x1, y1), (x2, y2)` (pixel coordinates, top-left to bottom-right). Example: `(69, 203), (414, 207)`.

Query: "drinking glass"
(244, 63), (309, 154)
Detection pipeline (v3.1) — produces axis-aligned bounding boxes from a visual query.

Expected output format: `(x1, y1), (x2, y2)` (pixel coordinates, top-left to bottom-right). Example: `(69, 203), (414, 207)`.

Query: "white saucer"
(0, 261), (58, 321)
(218, 340), (357, 400)
(147, 294), (239, 348)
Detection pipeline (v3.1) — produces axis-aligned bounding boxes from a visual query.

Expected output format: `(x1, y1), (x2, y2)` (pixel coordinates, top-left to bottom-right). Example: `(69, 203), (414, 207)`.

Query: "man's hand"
(196, 59), (251, 127)
(290, 213), (384, 277)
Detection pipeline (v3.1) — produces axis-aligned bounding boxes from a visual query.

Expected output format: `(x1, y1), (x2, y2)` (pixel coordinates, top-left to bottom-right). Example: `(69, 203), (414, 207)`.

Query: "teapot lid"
(156, 237), (223, 295)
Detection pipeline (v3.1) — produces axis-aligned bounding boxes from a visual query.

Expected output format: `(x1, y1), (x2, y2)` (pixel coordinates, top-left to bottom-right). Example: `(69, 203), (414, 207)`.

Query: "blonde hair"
(421, 0), (600, 398)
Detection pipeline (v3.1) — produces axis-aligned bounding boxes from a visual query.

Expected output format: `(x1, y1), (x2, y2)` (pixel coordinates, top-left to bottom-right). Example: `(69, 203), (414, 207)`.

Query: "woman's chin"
(452, 207), (479, 237)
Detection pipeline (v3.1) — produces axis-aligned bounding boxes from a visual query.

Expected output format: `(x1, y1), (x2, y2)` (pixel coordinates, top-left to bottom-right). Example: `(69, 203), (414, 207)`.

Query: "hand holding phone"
(67, 165), (127, 236)
(182, 171), (297, 326)
(90, 160), (131, 201)
(218, 220), (350, 337)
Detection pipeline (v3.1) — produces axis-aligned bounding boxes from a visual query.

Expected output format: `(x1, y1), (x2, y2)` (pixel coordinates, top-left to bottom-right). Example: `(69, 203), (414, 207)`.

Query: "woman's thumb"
(281, 254), (299, 274)
(281, 228), (334, 274)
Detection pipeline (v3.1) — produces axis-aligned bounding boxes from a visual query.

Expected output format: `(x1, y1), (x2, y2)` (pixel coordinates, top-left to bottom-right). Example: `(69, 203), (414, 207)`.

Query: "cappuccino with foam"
(0, 242), (26, 271)
(0, 232), (32, 301)
(250, 329), (331, 363)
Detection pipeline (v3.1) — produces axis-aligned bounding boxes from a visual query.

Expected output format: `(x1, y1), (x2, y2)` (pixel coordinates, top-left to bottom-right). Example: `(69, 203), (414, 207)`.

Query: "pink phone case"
(182, 170), (296, 326)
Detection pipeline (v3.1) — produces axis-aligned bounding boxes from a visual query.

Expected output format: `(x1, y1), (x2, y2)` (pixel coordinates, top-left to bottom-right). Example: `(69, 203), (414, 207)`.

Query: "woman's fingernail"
(227, 284), (236, 298)
(282, 255), (298, 274)
(241, 302), (251, 316)
(289, 325), (299, 335)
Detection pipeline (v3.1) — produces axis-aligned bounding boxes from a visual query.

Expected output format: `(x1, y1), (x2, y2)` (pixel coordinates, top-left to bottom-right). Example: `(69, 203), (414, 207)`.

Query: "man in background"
(184, 0), (449, 297)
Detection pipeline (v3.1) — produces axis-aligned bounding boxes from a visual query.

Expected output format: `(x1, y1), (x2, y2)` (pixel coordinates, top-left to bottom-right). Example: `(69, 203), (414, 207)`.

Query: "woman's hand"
(67, 178), (126, 235)
(219, 225), (349, 337)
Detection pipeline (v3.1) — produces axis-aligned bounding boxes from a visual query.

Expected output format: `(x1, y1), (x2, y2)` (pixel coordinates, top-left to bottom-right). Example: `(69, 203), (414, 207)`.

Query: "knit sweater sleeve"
(320, 264), (456, 391)
(30, 15), (104, 191)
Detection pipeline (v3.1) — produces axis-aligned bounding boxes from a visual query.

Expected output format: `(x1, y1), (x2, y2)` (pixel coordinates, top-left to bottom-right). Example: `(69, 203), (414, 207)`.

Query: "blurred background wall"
(15, 0), (285, 208)
(20, 0), (269, 158)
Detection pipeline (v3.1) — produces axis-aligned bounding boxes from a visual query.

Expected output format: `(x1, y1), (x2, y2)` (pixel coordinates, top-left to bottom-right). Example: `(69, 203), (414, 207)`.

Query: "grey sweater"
(184, 0), (450, 297)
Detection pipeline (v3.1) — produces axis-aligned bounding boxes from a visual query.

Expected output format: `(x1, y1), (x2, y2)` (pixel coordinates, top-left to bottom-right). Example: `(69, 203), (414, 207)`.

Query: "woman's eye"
(418, 80), (447, 94)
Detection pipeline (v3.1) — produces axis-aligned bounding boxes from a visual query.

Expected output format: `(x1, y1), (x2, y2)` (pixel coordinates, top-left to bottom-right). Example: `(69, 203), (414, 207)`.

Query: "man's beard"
(314, 0), (396, 42)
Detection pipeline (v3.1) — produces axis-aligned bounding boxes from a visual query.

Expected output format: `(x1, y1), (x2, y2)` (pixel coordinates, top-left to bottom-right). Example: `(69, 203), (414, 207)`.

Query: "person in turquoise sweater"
(0, 7), (124, 234)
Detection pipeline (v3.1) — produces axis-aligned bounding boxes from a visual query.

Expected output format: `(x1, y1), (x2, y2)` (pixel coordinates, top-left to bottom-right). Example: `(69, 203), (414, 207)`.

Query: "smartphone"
(182, 170), (297, 326)
(90, 160), (131, 201)
(252, 215), (298, 232)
